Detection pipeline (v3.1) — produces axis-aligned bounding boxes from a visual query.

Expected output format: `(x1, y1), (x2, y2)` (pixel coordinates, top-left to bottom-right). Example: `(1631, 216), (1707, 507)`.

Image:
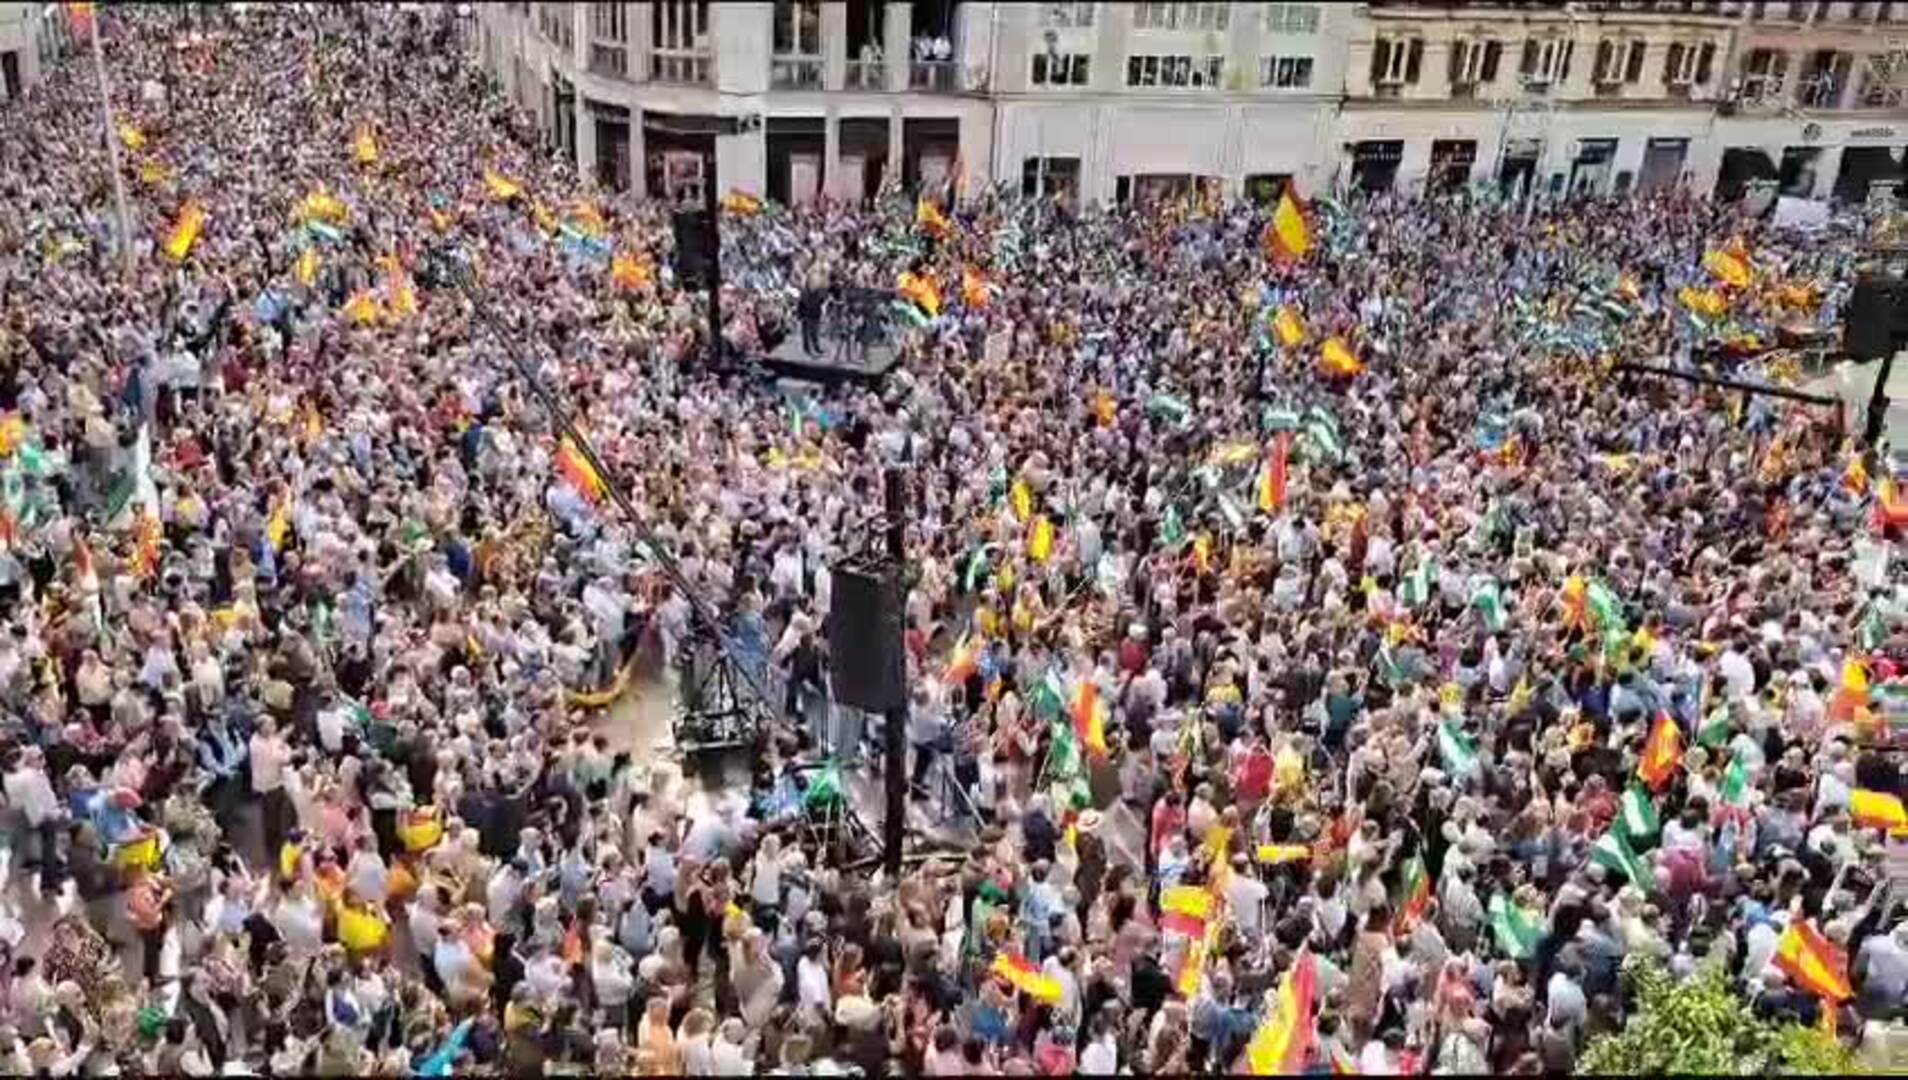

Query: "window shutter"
(1372, 38), (1390, 83)
(1595, 39), (1614, 80)
(1664, 42), (1685, 82)
(1405, 38), (1424, 84)
(1450, 38), (1468, 84)
(1625, 40), (1647, 83)
(1521, 39), (1538, 77)
(1559, 40), (1574, 81)
(1695, 41), (1715, 84)
(1481, 40), (1502, 82)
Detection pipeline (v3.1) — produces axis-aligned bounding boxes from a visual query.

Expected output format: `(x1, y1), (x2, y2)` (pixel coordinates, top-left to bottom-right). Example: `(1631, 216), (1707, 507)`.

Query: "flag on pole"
(897, 271), (942, 317)
(1488, 894), (1544, 960)
(1258, 433), (1291, 513)
(1718, 754), (1753, 809)
(1392, 853), (1432, 936)
(1470, 578), (1507, 632)
(916, 198), (953, 239)
(1703, 249), (1753, 289)
(1399, 558), (1436, 609)
(1028, 515), (1055, 563)
(1272, 305), (1307, 348)
(162, 202), (206, 262)
(1616, 784), (1660, 848)
(942, 634), (979, 686)
(990, 952), (1064, 1005)
(1591, 827), (1653, 891)
(554, 437), (607, 503)
(1243, 951), (1319, 1075)
(961, 265), (992, 310)
(1773, 920), (1854, 1003)
(1438, 717), (1478, 777)
(1850, 789), (1907, 832)
(1072, 681), (1109, 760)
(1264, 187), (1312, 262)
(611, 252), (652, 291)
(1319, 337), (1364, 378)
(1637, 711), (1683, 791)
(293, 247), (320, 287)
(483, 168), (523, 201)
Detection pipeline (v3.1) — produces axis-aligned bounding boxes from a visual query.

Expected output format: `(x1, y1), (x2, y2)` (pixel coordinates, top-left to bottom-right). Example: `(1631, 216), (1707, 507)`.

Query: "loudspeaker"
(1844, 273), (1908, 361)
(672, 209), (715, 288)
(828, 561), (905, 712)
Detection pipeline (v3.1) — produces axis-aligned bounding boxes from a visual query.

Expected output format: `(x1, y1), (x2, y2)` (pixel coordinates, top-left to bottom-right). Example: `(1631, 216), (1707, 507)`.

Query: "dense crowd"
(0, 3), (1903, 1076)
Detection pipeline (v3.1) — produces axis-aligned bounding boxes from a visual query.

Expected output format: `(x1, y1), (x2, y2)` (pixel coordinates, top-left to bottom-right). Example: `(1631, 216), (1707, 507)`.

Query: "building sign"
(1503, 138), (1542, 158)
(1851, 127), (1898, 140)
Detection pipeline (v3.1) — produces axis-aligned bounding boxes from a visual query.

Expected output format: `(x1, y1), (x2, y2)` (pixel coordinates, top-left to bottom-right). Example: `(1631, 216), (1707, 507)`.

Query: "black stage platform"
(756, 334), (899, 385)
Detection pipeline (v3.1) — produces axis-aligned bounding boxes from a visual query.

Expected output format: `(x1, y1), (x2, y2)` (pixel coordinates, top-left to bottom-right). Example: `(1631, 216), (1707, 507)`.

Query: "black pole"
(1611, 360), (1842, 407)
(882, 466), (908, 879)
(703, 140), (723, 372)
(1863, 348), (1898, 469)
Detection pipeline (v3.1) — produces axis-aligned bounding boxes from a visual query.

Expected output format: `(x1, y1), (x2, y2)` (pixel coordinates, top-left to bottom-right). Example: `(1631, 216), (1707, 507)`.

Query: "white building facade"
(473, 1), (1908, 206)
(0, 1), (81, 103)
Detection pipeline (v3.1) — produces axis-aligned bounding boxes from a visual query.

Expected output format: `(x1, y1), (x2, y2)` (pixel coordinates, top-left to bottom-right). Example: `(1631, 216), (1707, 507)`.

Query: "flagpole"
(88, 7), (136, 278)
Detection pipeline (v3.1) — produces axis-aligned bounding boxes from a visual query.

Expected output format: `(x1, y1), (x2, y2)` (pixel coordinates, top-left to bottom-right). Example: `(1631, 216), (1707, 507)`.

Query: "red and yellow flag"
(353, 126), (379, 166)
(66, 2), (95, 37)
(163, 201), (206, 262)
(1243, 951), (1319, 1075)
(611, 252), (652, 292)
(1258, 433), (1291, 514)
(1264, 187), (1312, 262)
(131, 511), (163, 579)
(554, 436), (607, 503)
(1637, 711), (1683, 791)
(1773, 919), (1853, 1003)
(916, 198), (953, 239)
(1704, 248), (1752, 289)
(1272, 305), (1306, 349)
(1072, 680), (1109, 760)
(961, 266), (992, 310)
(942, 633), (979, 686)
(1092, 389), (1117, 428)
(720, 190), (763, 216)
(897, 270), (942, 317)
(1027, 515), (1055, 563)
(1319, 337), (1363, 378)
(990, 952), (1063, 1004)
(1850, 789), (1907, 832)
(483, 168), (523, 202)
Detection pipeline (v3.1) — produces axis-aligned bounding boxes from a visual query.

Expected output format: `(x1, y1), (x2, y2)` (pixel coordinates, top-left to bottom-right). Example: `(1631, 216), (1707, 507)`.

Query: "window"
(1371, 37), (1424, 85)
(1449, 38), (1503, 88)
(1126, 53), (1225, 87)
(591, 2), (626, 42)
(1263, 3), (1321, 33)
(1032, 51), (1091, 85)
(1518, 36), (1574, 85)
(1040, 2), (1097, 27)
(538, 2), (575, 51)
(772, 0), (820, 56)
(1742, 47), (1788, 100)
(1663, 40), (1715, 85)
(1132, 3), (1229, 31)
(1260, 55), (1314, 87)
(1594, 38), (1646, 84)
(652, 0), (711, 83)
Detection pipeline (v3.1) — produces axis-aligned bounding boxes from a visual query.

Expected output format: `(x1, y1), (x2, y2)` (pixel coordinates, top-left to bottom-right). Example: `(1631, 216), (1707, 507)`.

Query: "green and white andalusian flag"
(1591, 827), (1653, 891)
(1438, 717), (1479, 777)
(1488, 893), (1544, 960)
(1471, 578), (1508, 632)
(1616, 785), (1659, 849)
(1399, 559), (1436, 609)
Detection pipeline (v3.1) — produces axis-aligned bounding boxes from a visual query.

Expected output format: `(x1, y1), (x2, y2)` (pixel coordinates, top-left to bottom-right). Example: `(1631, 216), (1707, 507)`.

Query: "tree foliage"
(1577, 955), (1863, 1076)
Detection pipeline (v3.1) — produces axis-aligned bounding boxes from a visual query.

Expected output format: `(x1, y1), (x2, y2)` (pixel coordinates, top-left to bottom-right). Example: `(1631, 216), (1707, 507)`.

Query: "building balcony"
(910, 60), (958, 93)
(771, 56), (823, 89)
(846, 58), (887, 91)
(651, 51), (711, 85)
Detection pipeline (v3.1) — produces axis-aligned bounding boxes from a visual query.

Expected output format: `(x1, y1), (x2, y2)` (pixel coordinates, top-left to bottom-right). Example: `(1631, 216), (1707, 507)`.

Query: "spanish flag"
(1850, 789), (1907, 832)
(1072, 680), (1110, 760)
(1272, 305), (1306, 349)
(1844, 452), (1870, 496)
(1093, 389), (1117, 427)
(990, 952), (1063, 1005)
(1257, 844), (1311, 865)
(293, 246), (319, 287)
(611, 252), (652, 291)
(1160, 885), (1211, 939)
(341, 290), (381, 326)
(483, 168), (523, 202)
(66, 1), (95, 37)
(297, 187), (349, 225)
(569, 200), (608, 238)
(1637, 711), (1683, 792)
(1319, 337), (1363, 378)
(1704, 248), (1752, 289)
(1244, 951), (1319, 1075)
(138, 160), (171, 186)
(265, 495), (293, 551)
(916, 198), (952, 239)
(1773, 920), (1853, 1002)
(118, 123), (146, 151)
(1028, 515), (1055, 563)
(720, 190), (763, 216)
(1264, 186), (1312, 263)
(897, 270), (942, 317)
(353, 126), (379, 166)
(961, 265), (992, 310)
(163, 201), (206, 262)
(1176, 936), (1210, 998)
(1258, 433), (1291, 514)
(1009, 476), (1034, 523)
(131, 511), (163, 579)
(554, 436), (607, 503)
(942, 633), (979, 686)
(1678, 286), (1727, 320)
(1392, 853), (1431, 936)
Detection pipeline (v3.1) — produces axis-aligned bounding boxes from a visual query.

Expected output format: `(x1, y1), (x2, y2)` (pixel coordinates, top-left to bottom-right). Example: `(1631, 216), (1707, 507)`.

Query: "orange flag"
(1636, 711), (1683, 792)
(1773, 919), (1853, 1003)
(1264, 186), (1312, 262)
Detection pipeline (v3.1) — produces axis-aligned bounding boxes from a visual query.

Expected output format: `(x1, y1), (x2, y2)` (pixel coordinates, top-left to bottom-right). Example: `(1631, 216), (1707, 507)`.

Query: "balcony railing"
(771, 56), (823, 89)
(589, 42), (628, 79)
(910, 59), (958, 92)
(846, 58), (887, 90)
(651, 51), (711, 85)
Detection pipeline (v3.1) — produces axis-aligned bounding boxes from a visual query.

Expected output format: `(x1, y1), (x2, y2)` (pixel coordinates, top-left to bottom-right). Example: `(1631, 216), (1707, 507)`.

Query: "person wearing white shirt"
(1079, 1019), (1119, 1075)
(4, 748), (63, 890)
(796, 940), (832, 1014)
(249, 718), (294, 854)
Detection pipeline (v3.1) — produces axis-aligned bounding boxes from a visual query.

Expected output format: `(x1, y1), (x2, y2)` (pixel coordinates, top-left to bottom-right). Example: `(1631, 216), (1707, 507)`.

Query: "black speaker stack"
(827, 556), (906, 713)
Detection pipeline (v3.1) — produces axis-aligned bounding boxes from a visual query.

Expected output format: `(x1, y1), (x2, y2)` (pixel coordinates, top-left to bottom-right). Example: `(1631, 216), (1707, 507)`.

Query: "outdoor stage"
(754, 331), (899, 385)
